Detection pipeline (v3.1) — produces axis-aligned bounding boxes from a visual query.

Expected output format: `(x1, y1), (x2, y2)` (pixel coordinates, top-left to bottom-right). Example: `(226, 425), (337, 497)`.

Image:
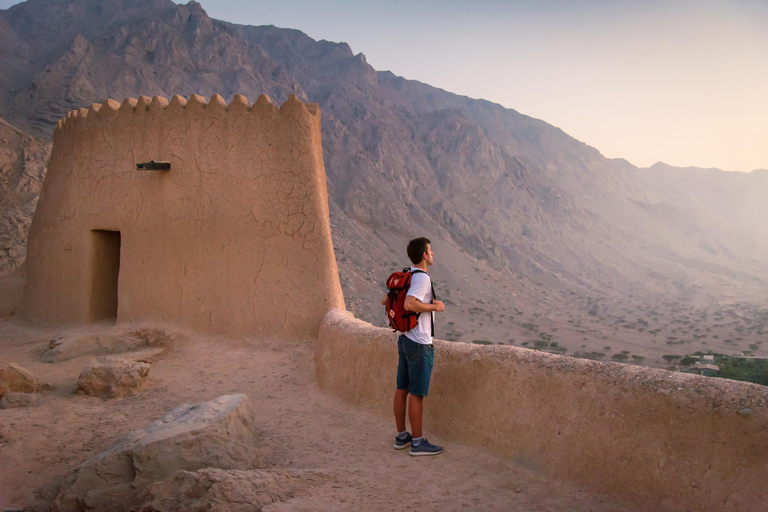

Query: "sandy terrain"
(0, 311), (632, 511)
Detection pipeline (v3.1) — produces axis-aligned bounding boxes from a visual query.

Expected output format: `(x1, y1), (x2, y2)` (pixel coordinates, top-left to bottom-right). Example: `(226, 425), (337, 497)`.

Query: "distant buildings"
(680, 363), (720, 377)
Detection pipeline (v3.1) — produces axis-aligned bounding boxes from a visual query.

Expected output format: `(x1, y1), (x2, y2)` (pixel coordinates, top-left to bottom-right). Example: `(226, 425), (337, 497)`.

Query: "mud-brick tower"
(20, 94), (345, 339)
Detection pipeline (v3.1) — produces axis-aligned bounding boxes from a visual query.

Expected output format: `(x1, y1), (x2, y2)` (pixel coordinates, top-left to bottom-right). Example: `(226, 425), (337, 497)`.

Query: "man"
(382, 237), (445, 456)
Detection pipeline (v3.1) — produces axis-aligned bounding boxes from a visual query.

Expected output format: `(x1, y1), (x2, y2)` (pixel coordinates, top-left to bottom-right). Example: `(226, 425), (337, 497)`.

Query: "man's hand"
(433, 300), (445, 312)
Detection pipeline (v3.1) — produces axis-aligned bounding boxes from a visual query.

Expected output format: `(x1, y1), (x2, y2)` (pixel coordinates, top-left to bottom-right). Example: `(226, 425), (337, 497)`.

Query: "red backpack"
(384, 268), (435, 334)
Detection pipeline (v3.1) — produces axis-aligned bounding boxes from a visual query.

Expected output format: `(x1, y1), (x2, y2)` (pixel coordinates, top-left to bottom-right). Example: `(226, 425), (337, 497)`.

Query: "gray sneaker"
(409, 438), (444, 456)
(394, 432), (412, 450)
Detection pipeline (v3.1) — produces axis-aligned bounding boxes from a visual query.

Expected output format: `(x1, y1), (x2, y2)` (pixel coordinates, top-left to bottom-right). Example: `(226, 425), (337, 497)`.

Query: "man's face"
(424, 244), (434, 266)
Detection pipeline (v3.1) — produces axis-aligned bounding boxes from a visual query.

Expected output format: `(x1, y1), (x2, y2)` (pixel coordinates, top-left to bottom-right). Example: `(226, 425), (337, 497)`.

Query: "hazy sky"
(2, 0), (766, 172)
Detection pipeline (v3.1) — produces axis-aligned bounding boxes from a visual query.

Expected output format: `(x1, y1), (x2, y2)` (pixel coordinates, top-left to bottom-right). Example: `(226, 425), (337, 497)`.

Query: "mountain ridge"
(1, 0), (766, 362)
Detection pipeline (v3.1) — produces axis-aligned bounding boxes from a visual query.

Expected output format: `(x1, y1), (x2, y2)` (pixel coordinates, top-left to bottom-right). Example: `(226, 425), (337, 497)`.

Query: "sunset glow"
(3, 0), (764, 171)
(195, 0), (768, 173)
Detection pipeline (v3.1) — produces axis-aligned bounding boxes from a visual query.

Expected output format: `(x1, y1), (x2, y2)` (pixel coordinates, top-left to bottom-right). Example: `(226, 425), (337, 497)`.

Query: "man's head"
(407, 237), (433, 266)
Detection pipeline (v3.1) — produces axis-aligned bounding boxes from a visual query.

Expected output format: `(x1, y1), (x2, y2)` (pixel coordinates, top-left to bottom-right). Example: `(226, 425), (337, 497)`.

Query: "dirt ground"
(0, 311), (636, 511)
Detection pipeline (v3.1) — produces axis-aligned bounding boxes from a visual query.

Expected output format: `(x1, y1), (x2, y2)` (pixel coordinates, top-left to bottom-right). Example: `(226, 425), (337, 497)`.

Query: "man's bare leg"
(408, 394), (423, 438)
(394, 389), (409, 432)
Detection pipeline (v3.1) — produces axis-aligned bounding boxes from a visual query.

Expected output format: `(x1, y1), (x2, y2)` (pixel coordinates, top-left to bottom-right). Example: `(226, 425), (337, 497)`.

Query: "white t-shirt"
(404, 267), (433, 345)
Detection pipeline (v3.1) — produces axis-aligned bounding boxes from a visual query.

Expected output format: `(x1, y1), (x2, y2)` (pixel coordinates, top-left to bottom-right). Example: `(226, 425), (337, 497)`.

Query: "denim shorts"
(396, 334), (435, 397)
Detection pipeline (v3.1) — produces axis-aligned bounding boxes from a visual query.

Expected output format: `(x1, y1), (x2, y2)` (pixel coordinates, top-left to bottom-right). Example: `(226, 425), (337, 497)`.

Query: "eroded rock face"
(54, 394), (258, 512)
(41, 328), (173, 363)
(138, 468), (331, 512)
(0, 118), (51, 275)
(76, 358), (150, 398)
(0, 363), (40, 397)
(0, 391), (40, 409)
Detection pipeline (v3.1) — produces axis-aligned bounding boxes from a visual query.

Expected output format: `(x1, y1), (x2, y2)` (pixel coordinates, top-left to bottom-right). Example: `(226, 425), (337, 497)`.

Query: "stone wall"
(316, 310), (768, 511)
(20, 94), (344, 339)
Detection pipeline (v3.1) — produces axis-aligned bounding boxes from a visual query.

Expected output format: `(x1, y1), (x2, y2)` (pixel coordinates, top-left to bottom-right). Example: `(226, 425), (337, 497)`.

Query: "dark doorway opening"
(91, 230), (121, 322)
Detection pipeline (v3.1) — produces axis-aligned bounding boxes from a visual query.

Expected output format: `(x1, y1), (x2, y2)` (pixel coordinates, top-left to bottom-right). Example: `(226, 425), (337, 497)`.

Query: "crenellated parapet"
(22, 93), (343, 339)
(53, 94), (320, 136)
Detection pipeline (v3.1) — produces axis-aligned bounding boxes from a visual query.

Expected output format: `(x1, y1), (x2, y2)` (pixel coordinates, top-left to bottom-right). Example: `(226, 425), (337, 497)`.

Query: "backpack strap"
(410, 269), (436, 337)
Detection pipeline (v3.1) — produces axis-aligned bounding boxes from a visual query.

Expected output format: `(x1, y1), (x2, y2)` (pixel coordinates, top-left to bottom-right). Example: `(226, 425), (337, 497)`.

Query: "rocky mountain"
(0, 117), (50, 273)
(1, 0), (766, 363)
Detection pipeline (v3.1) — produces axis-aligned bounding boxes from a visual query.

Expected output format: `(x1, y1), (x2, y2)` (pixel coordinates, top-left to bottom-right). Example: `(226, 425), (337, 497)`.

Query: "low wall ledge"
(321, 310), (768, 414)
(317, 309), (768, 511)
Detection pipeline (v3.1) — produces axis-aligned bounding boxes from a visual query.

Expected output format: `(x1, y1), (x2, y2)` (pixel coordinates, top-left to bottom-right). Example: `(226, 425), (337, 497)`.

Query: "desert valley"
(1, 0), (767, 510)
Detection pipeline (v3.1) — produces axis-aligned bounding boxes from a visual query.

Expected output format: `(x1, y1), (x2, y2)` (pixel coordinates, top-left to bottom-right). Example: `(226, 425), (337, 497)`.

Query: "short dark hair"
(407, 237), (431, 265)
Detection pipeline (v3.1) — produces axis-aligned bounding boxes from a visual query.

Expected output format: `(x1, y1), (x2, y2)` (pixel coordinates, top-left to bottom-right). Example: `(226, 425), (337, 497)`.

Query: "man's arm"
(381, 293), (388, 306)
(404, 296), (445, 313)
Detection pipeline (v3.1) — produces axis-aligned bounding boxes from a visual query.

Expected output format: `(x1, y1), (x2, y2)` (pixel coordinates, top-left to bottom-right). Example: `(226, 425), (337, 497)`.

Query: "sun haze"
(0, 0), (763, 171)
(183, 0), (767, 173)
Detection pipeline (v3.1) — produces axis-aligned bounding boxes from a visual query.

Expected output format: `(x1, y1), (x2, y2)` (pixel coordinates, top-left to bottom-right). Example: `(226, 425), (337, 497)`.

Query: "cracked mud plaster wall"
(316, 311), (768, 512)
(20, 93), (344, 339)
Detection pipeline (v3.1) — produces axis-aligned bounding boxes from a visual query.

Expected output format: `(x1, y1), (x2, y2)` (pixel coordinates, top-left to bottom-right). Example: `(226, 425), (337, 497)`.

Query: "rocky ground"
(0, 310), (632, 510)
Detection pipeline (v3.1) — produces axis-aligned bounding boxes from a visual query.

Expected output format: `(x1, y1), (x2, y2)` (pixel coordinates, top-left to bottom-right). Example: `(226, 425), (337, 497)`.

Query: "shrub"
(573, 351), (605, 360)
(663, 355), (682, 363)
(631, 355), (645, 362)
(715, 354), (768, 385)
(611, 353), (629, 361)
